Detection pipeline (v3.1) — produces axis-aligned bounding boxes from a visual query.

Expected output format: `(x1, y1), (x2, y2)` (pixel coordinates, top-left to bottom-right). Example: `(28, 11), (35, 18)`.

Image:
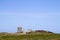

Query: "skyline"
(0, 0), (60, 33)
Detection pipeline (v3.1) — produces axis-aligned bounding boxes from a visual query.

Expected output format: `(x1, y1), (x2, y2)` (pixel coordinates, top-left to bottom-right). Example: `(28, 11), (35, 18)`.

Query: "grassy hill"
(0, 32), (60, 40)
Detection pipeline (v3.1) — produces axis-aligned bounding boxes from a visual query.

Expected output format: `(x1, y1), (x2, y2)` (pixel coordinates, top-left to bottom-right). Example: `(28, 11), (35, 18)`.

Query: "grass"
(0, 32), (60, 40)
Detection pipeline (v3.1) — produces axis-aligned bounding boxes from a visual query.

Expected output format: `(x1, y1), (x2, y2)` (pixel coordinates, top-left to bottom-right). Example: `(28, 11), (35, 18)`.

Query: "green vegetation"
(0, 33), (60, 40)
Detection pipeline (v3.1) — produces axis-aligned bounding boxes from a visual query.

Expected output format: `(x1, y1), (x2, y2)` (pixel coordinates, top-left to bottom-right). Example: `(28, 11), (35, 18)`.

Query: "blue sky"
(0, 0), (60, 33)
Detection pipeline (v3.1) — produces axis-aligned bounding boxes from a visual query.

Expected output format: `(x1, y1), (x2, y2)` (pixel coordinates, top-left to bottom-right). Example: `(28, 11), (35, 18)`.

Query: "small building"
(17, 26), (22, 33)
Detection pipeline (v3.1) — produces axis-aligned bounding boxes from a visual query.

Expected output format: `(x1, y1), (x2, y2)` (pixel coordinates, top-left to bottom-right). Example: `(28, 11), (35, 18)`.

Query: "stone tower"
(17, 26), (22, 33)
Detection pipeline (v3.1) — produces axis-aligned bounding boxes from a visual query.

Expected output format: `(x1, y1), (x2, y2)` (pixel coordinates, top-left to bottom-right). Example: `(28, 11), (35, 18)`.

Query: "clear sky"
(0, 0), (60, 33)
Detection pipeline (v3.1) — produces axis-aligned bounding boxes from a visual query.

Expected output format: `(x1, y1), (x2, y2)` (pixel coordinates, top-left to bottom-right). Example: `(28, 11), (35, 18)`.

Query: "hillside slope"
(0, 32), (60, 40)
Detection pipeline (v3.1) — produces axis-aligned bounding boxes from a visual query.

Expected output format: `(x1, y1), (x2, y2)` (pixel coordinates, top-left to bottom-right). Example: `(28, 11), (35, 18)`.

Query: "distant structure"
(17, 26), (22, 33)
(27, 29), (32, 32)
